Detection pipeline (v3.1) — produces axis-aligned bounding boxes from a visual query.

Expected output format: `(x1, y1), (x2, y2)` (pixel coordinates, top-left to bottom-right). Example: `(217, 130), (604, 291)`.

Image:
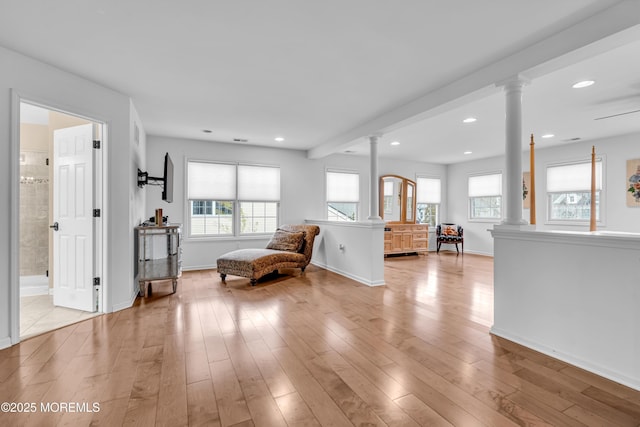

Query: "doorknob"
(50, 222), (59, 231)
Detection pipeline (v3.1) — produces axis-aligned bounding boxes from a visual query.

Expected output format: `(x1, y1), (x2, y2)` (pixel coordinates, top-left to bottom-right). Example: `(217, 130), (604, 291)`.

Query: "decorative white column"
(368, 134), (382, 220)
(500, 77), (529, 226)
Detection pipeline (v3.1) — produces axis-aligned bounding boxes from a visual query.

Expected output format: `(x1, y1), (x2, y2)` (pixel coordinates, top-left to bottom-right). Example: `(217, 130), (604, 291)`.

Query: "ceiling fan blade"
(594, 109), (640, 120)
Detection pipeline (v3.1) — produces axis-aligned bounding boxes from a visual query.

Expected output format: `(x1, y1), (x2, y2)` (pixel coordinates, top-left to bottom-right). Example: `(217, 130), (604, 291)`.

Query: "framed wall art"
(627, 159), (640, 206)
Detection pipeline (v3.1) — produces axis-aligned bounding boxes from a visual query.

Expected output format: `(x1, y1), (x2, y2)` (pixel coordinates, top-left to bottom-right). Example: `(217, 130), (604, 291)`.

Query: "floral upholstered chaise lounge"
(216, 224), (320, 286)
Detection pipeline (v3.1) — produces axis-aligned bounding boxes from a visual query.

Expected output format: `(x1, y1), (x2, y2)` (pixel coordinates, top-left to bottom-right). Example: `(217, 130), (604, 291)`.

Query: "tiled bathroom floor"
(20, 294), (100, 339)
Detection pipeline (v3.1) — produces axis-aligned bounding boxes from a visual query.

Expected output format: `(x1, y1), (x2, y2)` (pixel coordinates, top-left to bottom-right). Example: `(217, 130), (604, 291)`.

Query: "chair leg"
(220, 273), (226, 281)
(437, 241), (441, 252)
(455, 243), (459, 253)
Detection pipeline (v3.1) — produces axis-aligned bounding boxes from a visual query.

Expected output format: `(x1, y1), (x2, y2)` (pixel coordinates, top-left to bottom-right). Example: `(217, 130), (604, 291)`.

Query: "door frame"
(9, 90), (108, 345)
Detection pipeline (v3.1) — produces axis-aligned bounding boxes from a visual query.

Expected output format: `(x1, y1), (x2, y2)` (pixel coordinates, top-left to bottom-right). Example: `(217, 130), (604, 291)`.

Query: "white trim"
(489, 227), (640, 250)
(309, 260), (385, 287)
(19, 276), (49, 296)
(305, 219), (386, 229)
(182, 264), (217, 271)
(0, 337), (12, 350)
(10, 92), (108, 346)
(9, 90), (20, 345)
(112, 287), (138, 312)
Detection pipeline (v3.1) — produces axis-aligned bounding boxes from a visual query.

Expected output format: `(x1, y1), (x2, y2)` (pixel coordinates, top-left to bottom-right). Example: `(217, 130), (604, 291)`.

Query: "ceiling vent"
(233, 138), (248, 143)
(562, 137), (581, 142)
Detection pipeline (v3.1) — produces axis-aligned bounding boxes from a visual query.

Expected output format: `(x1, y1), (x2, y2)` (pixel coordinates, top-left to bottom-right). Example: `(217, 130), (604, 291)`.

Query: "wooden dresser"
(383, 223), (428, 256)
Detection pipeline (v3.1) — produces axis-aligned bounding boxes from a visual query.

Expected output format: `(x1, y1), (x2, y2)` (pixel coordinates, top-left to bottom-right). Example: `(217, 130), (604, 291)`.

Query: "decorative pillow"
(443, 225), (458, 236)
(266, 229), (306, 252)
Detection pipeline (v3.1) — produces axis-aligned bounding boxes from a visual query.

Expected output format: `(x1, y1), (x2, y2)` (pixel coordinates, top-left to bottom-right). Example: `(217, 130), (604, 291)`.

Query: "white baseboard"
(182, 264), (216, 272)
(436, 249), (493, 257)
(490, 327), (640, 392)
(112, 286), (138, 312)
(310, 261), (384, 287)
(0, 336), (12, 350)
(20, 285), (49, 296)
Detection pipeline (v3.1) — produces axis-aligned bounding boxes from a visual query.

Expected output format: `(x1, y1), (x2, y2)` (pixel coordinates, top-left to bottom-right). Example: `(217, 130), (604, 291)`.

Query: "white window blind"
(417, 177), (441, 203)
(238, 165), (280, 201)
(469, 173), (502, 197)
(326, 171), (359, 202)
(547, 161), (602, 192)
(188, 162), (236, 200)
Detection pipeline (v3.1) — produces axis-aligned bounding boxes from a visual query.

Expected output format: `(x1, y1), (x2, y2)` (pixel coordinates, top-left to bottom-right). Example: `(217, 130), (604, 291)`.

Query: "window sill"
(468, 218), (502, 223)
(185, 234), (272, 243)
(544, 220), (606, 227)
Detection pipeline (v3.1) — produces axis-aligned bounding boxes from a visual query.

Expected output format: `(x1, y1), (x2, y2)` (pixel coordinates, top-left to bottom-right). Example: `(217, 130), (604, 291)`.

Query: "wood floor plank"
(515, 367), (640, 426)
(274, 392), (321, 426)
(222, 332), (287, 427)
(272, 346), (353, 427)
(156, 333), (189, 427)
(209, 358), (252, 426)
(2, 255), (640, 426)
(245, 339), (296, 398)
(321, 350), (421, 426)
(186, 379), (221, 427)
(394, 393), (455, 427)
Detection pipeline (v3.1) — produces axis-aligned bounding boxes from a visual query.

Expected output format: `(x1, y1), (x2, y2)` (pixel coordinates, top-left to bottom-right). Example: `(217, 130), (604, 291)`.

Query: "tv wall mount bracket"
(137, 169), (162, 187)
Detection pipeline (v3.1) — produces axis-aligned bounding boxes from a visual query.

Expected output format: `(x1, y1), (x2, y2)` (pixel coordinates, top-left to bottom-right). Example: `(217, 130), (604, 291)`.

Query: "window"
(187, 161), (280, 236)
(191, 200), (213, 216)
(326, 170), (359, 221)
(468, 173), (502, 220)
(546, 160), (602, 222)
(416, 176), (441, 226)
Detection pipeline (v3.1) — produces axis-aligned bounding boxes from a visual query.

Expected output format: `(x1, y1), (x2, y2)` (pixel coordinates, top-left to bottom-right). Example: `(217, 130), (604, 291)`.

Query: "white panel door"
(52, 124), (96, 312)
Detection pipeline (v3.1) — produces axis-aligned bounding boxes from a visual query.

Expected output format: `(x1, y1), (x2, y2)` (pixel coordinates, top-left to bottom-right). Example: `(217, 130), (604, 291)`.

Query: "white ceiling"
(2, 0), (639, 164)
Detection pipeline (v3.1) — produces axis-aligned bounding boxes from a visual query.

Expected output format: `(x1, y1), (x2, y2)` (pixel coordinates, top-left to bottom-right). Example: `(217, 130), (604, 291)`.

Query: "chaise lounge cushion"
(266, 229), (306, 252)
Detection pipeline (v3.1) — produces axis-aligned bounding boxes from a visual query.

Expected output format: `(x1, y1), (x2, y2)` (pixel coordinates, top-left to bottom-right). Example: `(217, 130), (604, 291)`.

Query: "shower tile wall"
(20, 151), (49, 276)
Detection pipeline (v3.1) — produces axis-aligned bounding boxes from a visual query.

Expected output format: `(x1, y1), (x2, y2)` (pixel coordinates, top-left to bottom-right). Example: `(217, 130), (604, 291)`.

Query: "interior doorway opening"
(18, 101), (104, 339)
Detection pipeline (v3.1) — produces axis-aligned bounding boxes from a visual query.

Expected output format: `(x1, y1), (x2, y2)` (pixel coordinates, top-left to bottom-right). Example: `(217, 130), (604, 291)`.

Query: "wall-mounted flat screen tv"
(162, 152), (174, 203)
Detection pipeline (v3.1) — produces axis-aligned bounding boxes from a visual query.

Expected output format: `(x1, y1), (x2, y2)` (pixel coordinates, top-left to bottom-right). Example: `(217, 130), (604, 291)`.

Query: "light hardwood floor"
(1, 253), (639, 426)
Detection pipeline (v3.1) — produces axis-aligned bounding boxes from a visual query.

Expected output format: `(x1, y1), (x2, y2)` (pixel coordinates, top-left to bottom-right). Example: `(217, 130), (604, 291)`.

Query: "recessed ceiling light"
(463, 117), (477, 123)
(274, 137), (285, 142)
(541, 134), (555, 139)
(202, 129), (212, 133)
(390, 141), (400, 146)
(572, 80), (595, 89)
(464, 151), (472, 155)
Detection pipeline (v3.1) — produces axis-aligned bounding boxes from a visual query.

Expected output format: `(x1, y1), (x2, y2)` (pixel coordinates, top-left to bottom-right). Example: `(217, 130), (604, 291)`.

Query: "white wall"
(127, 101), (147, 307)
(447, 156), (504, 255)
(530, 133), (640, 233)
(447, 132), (640, 255)
(307, 220), (385, 286)
(0, 46), (144, 347)
(146, 135), (446, 270)
(491, 228), (640, 391)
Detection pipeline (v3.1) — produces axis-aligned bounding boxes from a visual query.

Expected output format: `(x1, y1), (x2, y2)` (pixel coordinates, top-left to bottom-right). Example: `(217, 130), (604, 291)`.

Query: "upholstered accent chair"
(216, 224), (320, 286)
(436, 223), (464, 254)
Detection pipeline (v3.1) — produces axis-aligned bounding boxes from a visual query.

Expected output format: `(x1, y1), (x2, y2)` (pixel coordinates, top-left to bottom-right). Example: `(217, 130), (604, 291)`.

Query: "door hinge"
(93, 277), (100, 287)
(93, 209), (101, 217)
(93, 140), (101, 149)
